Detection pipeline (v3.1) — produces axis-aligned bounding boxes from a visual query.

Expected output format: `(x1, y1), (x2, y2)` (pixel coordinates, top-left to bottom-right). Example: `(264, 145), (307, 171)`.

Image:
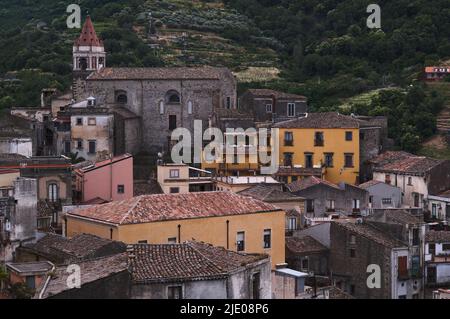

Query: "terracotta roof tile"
(273, 112), (360, 129)
(334, 221), (406, 248)
(247, 89), (307, 100)
(68, 192), (281, 225)
(74, 16), (103, 47)
(238, 184), (303, 202)
(370, 151), (445, 174)
(129, 241), (268, 283)
(426, 230), (450, 243)
(287, 176), (340, 193)
(88, 66), (231, 81)
(286, 236), (328, 255)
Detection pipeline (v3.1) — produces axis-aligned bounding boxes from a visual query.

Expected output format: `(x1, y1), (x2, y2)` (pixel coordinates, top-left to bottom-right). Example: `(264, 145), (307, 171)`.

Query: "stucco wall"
(67, 210), (285, 268)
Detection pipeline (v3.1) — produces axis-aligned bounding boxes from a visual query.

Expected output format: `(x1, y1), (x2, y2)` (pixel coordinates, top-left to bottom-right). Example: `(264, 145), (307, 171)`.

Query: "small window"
(188, 101), (193, 115)
(170, 187), (180, 194)
(76, 140), (83, 150)
(385, 174), (391, 185)
(168, 286), (183, 299)
(442, 243), (450, 251)
(76, 118), (83, 126)
(350, 248), (356, 258)
(345, 131), (353, 141)
(324, 153), (334, 168)
(168, 237), (177, 244)
(117, 185), (125, 194)
(138, 240), (148, 244)
(408, 177), (413, 186)
(287, 103), (295, 117)
(284, 132), (293, 146)
(263, 229), (271, 249)
(353, 199), (360, 211)
(326, 199), (335, 212)
(301, 258), (309, 271)
(306, 199), (314, 213)
(25, 276), (36, 290)
(429, 243), (436, 254)
(48, 183), (58, 202)
(167, 92), (181, 104)
(88, 117), (96, 126)
(266, 104), (273, 113)
(159, 101), (165, 114)
(169, 115), (177, 131)
(64, 141), (71, 154)
(116, 92), (128, 104)
(344, 153), (354, 168)
(305, 153), (314, 169)
(170, 169), (180, 179)
(226, 97), (232, 109)
(288, 217), (297, 231)
(237, 231), (245, 252)
(382, 198), (392, 205)
(314, 132), (324, 146)
(88, 140), (96, 154)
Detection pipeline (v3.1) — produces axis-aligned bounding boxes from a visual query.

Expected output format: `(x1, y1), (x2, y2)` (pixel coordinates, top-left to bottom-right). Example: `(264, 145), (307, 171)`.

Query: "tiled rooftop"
(286, 236), (328, 255)
(129, 241), (268, 284)
(6, 261), (53, 274)
(247, 89), (307, 100)
(359, 180), (385, 189)
(238, 184), (303, 202)
(426, 230), (450, 243)
(68, 192), (281, 225)
(333, 220), (406, 248)
(273, 112), (361, 129)
(371, 151), (445, 174)
(88, 66), (230, 81)
(22, 233), (127, 262)
(287, 176), (340, 193)
(36, 253), (128, 299)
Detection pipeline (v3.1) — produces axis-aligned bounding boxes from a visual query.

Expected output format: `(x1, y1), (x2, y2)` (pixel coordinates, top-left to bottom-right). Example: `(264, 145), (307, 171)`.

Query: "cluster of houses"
(0, 17), (450, 300)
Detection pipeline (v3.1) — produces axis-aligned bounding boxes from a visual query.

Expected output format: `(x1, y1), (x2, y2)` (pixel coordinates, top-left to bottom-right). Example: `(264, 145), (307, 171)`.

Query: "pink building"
(74, 154), (133, 203)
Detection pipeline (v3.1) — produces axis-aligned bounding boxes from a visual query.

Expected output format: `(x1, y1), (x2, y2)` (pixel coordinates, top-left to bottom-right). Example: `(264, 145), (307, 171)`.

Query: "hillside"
(0, 0), (449, 155)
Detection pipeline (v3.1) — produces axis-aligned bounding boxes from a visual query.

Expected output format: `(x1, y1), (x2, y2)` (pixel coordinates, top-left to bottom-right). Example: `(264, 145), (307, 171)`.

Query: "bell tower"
(72, 16), (106, 100)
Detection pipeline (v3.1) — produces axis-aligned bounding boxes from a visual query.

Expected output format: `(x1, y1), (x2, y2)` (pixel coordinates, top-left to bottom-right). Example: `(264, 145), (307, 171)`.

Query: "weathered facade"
(359, 180), (403, 210)
(288, 176), (369, 217)
(129, 242), (271, 299)
(0, 178), (38, 263)
(370, 151), (450, 209)
(239, 89), (308, 123)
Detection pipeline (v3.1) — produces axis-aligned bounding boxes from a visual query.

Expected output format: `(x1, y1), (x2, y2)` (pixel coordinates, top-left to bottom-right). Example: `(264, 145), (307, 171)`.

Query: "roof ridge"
(119, 195), (144, 225)
(186, 241), (228, 274)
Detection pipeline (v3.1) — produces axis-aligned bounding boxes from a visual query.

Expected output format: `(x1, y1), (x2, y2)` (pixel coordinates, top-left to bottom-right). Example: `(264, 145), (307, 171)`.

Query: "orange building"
(65, 192), (286, 268)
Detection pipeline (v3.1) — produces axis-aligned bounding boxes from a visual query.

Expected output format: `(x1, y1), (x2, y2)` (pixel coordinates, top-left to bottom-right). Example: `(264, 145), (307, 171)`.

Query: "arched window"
(165, 90), (180, 104)
(115, 90), (128, 104)
(48, 183), (59, 202)
(159, 101), (164, 114)
(188, 101), (193, 115)
(79, 58), (88, 71)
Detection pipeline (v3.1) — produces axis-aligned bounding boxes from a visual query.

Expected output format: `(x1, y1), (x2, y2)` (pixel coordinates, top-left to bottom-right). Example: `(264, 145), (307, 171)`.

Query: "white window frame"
(266, 104), (273, 113)
(169, 169), (180, 179)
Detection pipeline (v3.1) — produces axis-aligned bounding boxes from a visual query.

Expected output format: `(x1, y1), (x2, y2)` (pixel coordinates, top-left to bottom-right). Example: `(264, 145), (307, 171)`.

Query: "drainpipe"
(110, 155), (113, 201)
(226, 220), (230, 250)
(178, 224), (181, 243)
(38, 262), (55, 299)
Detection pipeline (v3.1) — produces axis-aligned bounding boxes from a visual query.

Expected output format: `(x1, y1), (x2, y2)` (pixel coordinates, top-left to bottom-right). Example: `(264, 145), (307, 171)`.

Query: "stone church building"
(71, 16), (237, 155)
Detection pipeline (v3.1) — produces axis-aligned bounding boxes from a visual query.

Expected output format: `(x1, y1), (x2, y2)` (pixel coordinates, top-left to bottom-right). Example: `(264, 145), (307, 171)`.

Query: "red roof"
(74, 16), (103, 47)
(67, 192), (281, 225)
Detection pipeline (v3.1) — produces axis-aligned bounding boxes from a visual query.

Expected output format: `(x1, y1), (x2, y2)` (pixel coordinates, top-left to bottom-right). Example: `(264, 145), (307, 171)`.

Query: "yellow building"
(273, 112), (360, 185)
(65, 192), (285, 268)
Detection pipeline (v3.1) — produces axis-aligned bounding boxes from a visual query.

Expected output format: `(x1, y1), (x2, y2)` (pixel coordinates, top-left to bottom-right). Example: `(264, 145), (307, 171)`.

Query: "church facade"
(71, 17), (237, 155)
